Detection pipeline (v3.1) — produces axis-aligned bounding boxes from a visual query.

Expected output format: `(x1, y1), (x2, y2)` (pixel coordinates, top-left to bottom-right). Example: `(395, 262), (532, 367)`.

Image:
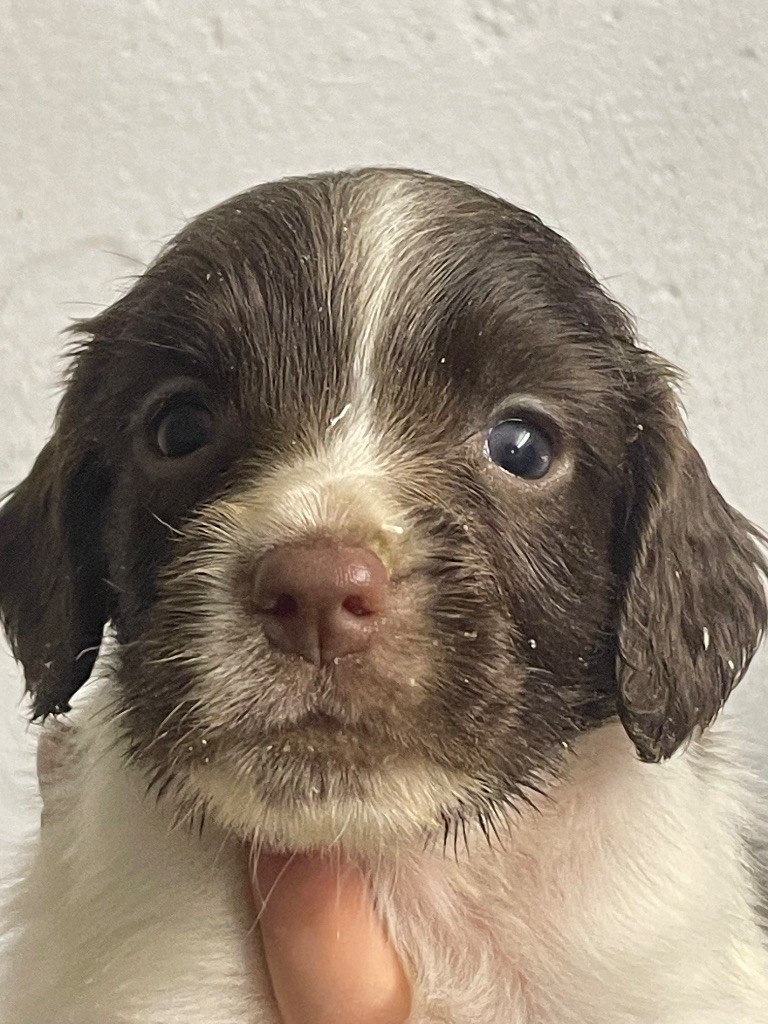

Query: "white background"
(1, 0), (766, 861)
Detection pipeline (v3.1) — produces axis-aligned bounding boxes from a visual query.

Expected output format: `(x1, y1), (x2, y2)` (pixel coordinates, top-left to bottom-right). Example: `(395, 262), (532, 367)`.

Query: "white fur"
(3, 684), (767, 1024)
(347, 173), (422, 422)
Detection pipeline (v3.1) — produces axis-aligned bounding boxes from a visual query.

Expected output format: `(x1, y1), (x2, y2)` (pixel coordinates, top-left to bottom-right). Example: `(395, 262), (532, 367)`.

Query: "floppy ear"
(0, 435), (111, 717)
(615, 379), (767, 762)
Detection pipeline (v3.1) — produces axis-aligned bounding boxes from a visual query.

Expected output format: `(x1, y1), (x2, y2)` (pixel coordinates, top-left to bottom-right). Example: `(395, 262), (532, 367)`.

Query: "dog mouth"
(172, 701), (484, 852)
(225, 640), (436, 741)
(131, 597), (505, 849)
(202, 709), (423, 792)
(185, 733), (479, 854)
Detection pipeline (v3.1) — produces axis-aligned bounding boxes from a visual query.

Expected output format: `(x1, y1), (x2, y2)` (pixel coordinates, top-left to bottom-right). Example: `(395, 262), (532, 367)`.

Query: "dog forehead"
(79, 169), (629, 457)
(261, 168), (474, 416)
(170, 166), (526, 383)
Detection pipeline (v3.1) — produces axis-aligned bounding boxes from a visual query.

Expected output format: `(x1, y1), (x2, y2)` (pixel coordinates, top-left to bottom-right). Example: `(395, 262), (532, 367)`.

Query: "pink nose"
(251, 544), (389, 664)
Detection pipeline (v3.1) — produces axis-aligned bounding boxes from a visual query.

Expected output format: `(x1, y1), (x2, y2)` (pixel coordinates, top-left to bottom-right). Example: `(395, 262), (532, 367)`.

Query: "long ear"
(615, 382), (767, 762)
(0, 436), (111, 717)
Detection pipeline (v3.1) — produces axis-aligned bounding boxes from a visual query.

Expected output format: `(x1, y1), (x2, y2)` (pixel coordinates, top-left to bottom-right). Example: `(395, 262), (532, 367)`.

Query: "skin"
(253, 851), (412, 1024)
(37, 729), (411, 1024)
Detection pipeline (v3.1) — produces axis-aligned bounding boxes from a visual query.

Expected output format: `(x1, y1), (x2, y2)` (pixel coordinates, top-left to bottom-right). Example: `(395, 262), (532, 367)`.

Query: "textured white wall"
(1, 0), (766, 857)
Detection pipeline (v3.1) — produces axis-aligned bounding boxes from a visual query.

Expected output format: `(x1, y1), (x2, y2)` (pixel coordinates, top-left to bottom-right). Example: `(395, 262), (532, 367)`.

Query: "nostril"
(342, 594), (376, 617)
(249, 543), (390, 663)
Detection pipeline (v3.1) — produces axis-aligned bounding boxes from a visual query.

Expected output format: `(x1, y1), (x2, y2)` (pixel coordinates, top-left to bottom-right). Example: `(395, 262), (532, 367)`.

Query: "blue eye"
(486, 419), (553, 479)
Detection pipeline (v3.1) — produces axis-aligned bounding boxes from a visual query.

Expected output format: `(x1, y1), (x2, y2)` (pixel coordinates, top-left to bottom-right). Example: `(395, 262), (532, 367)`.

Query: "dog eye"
(155, 403), (213, 458)
(486, 419), (553, 479)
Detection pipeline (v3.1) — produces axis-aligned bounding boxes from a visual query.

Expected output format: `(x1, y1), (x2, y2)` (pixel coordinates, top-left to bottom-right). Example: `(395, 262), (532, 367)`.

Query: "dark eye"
(486, 419), (553, 479)
(155, 403), (213, 458)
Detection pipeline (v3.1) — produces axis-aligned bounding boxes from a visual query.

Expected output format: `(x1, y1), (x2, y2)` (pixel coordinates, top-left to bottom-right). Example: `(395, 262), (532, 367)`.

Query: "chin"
(186, 756), (478, 854)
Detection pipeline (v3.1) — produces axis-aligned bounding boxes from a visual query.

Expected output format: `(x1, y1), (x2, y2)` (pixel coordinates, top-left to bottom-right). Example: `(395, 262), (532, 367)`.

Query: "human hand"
(37, 722), (74, 825)
(253, 850), (412, 1024)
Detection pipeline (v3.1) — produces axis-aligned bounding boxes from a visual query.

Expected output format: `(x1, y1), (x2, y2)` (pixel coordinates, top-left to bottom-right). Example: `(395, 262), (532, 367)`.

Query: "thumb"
(253, 849), (412, 1024)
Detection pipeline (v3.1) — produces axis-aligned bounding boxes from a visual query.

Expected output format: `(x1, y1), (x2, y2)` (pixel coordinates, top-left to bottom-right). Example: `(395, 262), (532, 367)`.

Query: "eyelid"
(133, 379), (213, 433)
(485, 396), (566, 450)
(148, 393), (211, 432)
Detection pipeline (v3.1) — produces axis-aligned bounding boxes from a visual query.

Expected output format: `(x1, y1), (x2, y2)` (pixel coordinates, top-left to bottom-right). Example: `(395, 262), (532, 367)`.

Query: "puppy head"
(1, 169), (765, 851)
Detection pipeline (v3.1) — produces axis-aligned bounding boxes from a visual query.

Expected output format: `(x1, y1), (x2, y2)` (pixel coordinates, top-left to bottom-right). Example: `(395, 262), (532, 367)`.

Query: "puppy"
(1, 168), (767, 1023)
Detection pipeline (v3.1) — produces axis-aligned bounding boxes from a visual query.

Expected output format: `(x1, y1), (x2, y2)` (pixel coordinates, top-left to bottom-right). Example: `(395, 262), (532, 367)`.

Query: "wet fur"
(1, 168), (767, 1021)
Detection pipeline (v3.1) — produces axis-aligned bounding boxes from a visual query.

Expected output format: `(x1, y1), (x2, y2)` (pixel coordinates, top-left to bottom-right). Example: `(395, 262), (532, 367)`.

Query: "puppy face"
(1, 169), (765, 851)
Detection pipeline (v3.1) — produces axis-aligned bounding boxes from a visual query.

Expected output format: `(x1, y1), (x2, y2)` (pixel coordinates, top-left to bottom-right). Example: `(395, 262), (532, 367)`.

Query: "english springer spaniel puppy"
(1, 168), (767, 1023)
